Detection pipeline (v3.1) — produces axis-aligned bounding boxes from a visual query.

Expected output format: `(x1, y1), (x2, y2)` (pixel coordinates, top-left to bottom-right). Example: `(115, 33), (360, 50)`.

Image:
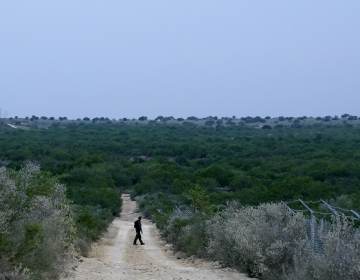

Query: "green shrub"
(0, 163), (75, 279)
(207, 202), (360, 280)
(165, 214), (208, 256)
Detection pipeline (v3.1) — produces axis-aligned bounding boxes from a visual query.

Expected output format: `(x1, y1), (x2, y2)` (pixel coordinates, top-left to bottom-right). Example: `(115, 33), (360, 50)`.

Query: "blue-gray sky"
(0, 1), (359, 119)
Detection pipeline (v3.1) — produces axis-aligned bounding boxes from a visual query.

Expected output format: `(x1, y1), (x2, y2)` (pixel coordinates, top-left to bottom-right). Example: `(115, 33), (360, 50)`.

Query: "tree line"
(0, 121), (359, 279)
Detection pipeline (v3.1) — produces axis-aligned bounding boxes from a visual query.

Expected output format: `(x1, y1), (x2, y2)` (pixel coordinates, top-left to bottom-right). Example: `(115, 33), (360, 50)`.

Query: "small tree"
(186, 185), (211, 214)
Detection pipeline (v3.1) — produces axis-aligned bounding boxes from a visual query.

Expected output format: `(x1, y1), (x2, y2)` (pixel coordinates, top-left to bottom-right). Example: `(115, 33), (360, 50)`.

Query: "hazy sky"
(0, 1), (359, 119)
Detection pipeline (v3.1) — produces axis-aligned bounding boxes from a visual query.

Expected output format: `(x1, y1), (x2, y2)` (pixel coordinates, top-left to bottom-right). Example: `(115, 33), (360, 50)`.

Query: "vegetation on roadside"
(0, 118), (360, 279)
(207, 203), (360, 279)
(0, 163), (75, 279)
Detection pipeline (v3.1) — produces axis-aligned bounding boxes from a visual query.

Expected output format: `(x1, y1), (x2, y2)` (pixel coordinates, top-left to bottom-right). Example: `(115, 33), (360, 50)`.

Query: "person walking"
(133, 216), (145, 245)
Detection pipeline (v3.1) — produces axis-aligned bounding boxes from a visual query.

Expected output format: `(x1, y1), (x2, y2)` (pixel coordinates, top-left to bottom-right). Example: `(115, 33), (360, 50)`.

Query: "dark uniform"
(133, 217), (144, 245)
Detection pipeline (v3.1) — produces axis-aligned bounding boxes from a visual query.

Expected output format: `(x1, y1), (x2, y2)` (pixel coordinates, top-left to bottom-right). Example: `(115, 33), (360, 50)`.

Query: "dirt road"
(64, 194), (252, 280)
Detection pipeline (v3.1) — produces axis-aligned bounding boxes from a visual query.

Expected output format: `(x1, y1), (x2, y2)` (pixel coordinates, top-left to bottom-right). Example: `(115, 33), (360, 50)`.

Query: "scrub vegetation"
(0, 117), (359, 279)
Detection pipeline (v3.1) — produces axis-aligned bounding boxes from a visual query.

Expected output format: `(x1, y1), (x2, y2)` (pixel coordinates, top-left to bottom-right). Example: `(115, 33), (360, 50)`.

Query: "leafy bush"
(0, 163), (75, 279)
(206, 202), (360, 280)
(165, 213), (208, 256)
(0, 267), (30, 280)
(207, 203), (307, 278)
(63, 164), (122, 250)
(136, 193), (175, 229)
(287, 217), (360, 280)
(73, 205), (113, 255)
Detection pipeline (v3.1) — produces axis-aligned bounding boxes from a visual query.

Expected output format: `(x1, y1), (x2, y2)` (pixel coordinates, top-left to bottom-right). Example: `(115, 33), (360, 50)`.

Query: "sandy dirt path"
(64, 194), (252, 280)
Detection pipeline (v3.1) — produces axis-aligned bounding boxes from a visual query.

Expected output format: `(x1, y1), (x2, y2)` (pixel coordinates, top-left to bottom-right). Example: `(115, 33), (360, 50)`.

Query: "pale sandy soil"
(63, 194), (253, 280)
